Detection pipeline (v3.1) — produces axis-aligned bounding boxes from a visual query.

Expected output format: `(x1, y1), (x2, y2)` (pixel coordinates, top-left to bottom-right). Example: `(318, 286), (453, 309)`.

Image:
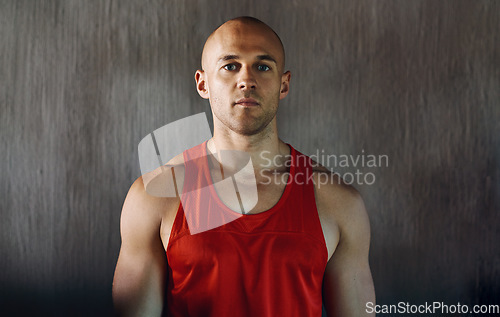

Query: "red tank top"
(165, 142), (328, 316)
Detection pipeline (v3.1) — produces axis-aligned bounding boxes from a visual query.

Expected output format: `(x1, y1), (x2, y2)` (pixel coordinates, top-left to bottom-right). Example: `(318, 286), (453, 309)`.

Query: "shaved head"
(194, 16), (291, 136)
(201, 16), (286, 73)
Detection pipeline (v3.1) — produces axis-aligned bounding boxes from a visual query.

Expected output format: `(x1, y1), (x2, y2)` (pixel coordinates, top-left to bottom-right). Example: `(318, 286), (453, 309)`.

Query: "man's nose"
(237, 66), (257, 90)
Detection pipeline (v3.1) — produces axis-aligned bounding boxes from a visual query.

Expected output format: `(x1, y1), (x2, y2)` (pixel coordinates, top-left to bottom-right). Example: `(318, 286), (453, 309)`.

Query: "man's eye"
(257, 65), (270, 71)
(223, 64), (236, 71)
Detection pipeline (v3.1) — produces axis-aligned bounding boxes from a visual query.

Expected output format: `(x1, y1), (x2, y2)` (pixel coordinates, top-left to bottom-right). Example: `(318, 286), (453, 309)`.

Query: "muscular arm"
(112, 177), (173, 317)
(316, 174), (375, 316)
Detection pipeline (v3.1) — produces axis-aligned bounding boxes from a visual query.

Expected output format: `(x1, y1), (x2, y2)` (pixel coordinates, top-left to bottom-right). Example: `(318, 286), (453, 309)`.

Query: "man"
(113, 16), (375, 316)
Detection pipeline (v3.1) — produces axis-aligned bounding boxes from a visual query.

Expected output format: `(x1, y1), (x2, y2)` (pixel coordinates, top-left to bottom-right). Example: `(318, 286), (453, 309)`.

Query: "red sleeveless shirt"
(165, 142), (328, 316)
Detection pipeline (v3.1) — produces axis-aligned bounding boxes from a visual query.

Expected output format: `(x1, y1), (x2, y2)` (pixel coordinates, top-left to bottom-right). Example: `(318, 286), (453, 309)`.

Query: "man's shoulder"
(140, 149), (186, 197)
(305, 164), (370, 262)
(311, 166), (362, 206)
(122, 171), (181, 236)
(278, 144), (363, 209)
(309, 164), (367, 231)
(126, 175), (181, 216)
(288, 145), (362, 208)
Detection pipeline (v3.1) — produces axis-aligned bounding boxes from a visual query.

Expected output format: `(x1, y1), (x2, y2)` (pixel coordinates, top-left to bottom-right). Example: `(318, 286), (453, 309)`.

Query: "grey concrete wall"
(1, 0), (498, 315)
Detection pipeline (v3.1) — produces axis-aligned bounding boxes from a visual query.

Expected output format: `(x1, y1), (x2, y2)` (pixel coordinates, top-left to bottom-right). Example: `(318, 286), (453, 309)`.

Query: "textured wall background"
(1, 0), (499, 316)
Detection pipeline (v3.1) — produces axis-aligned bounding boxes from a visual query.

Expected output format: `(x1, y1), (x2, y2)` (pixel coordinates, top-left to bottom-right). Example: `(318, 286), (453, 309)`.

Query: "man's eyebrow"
(217, 54), (277, 64)
(256, 55), (277, 64)
(218, 55), (239, 63)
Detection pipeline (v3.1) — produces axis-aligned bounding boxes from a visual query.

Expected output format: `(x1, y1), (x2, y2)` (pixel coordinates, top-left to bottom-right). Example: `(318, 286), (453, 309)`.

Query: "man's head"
(201, 17), (286, 73)
(195, 17), (291, 136)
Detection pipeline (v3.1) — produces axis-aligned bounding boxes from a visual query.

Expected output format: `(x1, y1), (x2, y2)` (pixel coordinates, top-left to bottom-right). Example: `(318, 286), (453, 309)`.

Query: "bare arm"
(317, 176), (376, 316)
(112, 177), (172, 317)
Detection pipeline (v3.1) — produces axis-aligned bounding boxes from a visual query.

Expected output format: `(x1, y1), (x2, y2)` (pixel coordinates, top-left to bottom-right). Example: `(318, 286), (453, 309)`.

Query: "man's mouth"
(234, 98), (259, 107)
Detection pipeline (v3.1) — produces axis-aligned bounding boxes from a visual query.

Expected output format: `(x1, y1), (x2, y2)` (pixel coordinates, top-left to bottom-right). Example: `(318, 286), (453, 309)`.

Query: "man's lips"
(234, 98), (259, 107)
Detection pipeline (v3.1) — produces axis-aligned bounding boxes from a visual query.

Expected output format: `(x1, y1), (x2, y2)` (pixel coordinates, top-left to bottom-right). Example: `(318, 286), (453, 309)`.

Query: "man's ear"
(279, 71), (291, 100)
(195, 70), (209, 99)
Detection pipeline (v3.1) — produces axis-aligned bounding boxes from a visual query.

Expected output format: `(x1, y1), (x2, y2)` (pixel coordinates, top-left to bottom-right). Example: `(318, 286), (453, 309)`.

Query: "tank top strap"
(168, 141), (209, 244)
(182, 140), (210, 192)
(282, 145), (327, 247)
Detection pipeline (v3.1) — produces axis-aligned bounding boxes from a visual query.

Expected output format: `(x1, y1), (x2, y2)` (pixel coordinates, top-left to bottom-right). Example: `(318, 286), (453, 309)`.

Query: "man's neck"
(208, 121), (290, 172)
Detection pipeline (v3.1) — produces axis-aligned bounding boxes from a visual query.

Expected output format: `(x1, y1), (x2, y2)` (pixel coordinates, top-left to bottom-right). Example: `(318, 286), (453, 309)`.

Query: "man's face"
(196, 21), (290, 136)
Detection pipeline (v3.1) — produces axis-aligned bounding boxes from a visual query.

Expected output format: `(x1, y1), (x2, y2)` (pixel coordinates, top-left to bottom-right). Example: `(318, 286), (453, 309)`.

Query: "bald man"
(113, 16), (375, 317)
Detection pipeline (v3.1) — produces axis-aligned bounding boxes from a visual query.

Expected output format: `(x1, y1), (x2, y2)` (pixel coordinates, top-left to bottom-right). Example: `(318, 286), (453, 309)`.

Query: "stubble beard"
(212, 100), (279, 137)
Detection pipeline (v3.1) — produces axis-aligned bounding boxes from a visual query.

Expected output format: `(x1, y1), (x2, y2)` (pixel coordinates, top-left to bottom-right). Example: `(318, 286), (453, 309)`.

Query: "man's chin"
(231, 120), (273, 136)
(213, 111), (275, 136)
(230, 126), (262, 136)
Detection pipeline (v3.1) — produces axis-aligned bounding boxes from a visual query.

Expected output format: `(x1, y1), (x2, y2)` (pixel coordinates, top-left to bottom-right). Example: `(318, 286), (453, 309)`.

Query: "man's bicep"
(113, 177), (168, 317)
(322, 191), (375, 317)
